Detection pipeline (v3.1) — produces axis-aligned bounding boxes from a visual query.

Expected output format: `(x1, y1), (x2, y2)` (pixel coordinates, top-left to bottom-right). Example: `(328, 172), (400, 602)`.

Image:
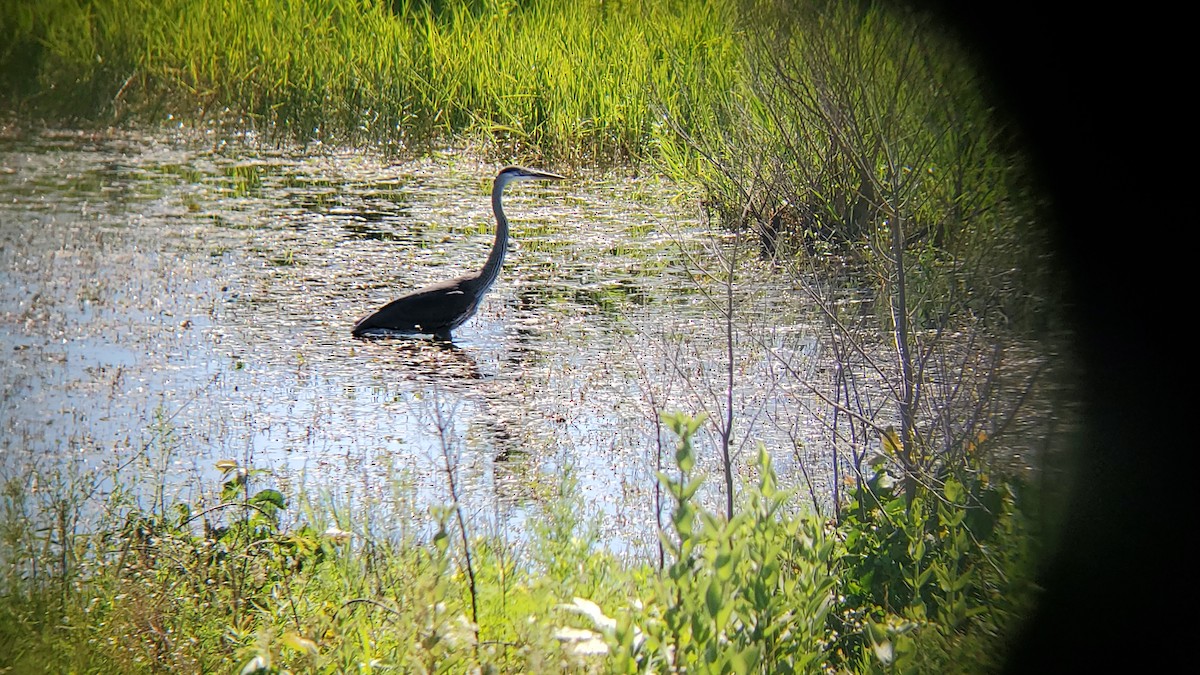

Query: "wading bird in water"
(352, 166), (565, 340)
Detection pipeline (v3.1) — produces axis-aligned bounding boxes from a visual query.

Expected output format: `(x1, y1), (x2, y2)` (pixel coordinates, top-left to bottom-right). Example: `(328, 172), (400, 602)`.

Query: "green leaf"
(251, 489), (286, 510)
(881, 425), (903, 455)
(680, 474), (706, 502)
(909, 537), (925, 561)
(714, 550), (736, 581)
(866, 620), (890, 644)
(221, 475), (245, 501)
(700, 511), (723, 535)
(281, 631), (318, 655)
(674, 501), (695, 535)
(677, 443), (696, 474)
(705, 579), (723, 619)
(655, 470), (679, 493)
(943, 476), (963, 503)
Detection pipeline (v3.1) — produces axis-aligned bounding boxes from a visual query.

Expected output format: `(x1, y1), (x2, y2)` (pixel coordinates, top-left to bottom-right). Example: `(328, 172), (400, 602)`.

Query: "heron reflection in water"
(352, 166), (565, 340)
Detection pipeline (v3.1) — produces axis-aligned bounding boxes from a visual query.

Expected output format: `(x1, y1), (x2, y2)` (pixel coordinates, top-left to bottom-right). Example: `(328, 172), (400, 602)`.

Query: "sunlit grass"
(1, 0), (744, 161)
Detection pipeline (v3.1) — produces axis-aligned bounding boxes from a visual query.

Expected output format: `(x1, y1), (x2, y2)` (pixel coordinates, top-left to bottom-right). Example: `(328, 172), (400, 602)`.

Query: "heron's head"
(495, 165), (566, 189)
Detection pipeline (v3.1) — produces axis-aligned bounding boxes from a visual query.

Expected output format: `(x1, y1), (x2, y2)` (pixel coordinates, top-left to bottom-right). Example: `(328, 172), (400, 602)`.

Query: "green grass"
(0, 0), (743, 162)
(0, 414), (1038, 673)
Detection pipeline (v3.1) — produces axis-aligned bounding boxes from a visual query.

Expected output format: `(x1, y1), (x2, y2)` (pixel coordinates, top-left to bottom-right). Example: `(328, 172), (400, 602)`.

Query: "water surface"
(1, 128), (847, 550)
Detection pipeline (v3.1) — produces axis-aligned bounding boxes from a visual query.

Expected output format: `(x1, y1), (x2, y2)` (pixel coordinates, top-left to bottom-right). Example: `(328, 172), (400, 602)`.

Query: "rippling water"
(0, 127), (899, 551)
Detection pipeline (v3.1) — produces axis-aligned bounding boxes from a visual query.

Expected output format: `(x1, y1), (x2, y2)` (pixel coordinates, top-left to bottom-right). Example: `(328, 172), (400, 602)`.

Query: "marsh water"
(0, 128), (865, 551)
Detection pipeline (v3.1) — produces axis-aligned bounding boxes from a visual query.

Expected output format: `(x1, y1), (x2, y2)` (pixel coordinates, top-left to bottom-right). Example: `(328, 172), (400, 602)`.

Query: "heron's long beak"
(523, 168), (566, 181)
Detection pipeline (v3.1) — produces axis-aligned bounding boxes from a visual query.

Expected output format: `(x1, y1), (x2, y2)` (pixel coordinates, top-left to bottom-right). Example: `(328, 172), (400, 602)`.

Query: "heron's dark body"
(352, 166), (564, 340)
(352, 275), (483, 339)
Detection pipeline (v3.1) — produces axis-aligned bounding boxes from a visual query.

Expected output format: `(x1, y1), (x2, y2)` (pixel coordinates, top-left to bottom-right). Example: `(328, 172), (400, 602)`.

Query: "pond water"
(0, 127), (946, 553)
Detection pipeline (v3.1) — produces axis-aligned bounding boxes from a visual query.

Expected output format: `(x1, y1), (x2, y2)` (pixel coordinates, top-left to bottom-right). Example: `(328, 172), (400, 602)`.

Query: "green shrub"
(831, 455), (1039, 672)
(601, 412), (837, 673)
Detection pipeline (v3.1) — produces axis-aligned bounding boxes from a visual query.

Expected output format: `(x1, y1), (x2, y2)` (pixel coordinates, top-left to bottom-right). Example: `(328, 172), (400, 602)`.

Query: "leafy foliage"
(829, 456), (1039, 672)
(0, 417), (1040, 673)
(604, 412), (837, 673)
(658, 0), (1055, 334)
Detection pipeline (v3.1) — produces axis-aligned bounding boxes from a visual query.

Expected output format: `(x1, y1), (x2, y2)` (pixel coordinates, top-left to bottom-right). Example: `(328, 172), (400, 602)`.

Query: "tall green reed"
(1, 0), (745, 160)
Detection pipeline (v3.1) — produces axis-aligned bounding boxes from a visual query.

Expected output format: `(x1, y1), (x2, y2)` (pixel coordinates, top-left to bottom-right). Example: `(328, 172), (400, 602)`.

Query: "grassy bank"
(0, 414), (1037, 673)
(1, 0), (741, 161)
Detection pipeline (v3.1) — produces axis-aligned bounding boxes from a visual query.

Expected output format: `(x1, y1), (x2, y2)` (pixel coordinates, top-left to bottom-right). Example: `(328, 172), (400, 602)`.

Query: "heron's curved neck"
(477, 176), (511, 294)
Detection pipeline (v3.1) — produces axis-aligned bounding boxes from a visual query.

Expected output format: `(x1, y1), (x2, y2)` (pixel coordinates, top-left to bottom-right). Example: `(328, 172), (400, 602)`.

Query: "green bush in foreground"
(603, 412), (837, 673)
(830, 456), (1039, 672)
(0, 412), (1037, 673)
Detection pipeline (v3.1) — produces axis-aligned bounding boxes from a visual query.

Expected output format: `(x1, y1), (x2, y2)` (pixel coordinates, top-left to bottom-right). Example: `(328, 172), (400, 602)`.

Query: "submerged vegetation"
(1, 0), (1068, 671)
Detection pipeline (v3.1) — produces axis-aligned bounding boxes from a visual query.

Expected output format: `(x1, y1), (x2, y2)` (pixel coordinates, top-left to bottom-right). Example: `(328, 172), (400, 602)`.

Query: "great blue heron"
(352, 166), (565, 339)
